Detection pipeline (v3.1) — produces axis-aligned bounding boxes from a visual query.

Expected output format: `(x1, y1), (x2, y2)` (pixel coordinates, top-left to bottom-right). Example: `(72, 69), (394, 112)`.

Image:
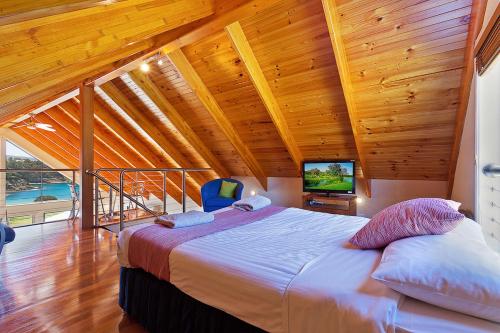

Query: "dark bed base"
(119, 267), (266, 333)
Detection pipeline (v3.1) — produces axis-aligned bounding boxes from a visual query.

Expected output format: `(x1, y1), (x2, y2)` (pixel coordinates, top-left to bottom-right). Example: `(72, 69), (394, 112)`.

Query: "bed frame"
(119, 267), (265, 333)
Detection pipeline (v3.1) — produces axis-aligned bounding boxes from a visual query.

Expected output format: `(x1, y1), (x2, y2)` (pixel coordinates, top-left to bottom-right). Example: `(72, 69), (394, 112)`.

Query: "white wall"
(451, 75), (476, 216)
(233, 176), (447, 218)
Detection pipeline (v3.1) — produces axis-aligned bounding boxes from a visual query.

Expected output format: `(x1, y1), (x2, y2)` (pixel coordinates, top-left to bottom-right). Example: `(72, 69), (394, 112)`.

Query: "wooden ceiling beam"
(168, 48), (268, 190)
(129, 69), (231, 179)
(12, 127), (78, 169)
(99, 81), (211, 188)
(12, 117), (125, 193)
(0, 0), (214, 121)
(321, 0), (371, 197)
(56, 100), (182, 203)
(0, 0), (285, 125)
(32, 111), (122, 185)
(95, 0), (287, 86)
(0, 39), (151, 119)
(48, 105), (162, 199)
(447, 0), (488, 198)
(160, 0), (287, 54)
(91, 97), (202, 205)
(44, 108), (159, 199)
(225, 21), (303, 176)
(0, 1), (126, 26)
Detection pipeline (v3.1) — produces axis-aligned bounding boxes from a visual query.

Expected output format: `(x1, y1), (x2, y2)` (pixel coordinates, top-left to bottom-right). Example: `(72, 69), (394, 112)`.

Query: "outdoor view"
(303, 162), (354, 191)
(6, 141), (75, 206)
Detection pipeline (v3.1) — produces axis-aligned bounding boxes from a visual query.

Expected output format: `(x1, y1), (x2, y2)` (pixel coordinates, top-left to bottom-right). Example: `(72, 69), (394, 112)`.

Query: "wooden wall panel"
(337, 0), (473, 180)
(182, 31), (298, 177)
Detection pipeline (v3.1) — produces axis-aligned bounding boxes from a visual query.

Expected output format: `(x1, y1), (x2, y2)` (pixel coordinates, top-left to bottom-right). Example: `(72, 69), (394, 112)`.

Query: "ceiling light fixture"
(157, 59), (164, 66)
(140, 62), (150, 72)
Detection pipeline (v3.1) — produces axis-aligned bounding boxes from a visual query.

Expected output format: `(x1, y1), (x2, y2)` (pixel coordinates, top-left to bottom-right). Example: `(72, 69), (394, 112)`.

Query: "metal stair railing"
(86, 170), (157, 227)
(87, 167), (211, 231)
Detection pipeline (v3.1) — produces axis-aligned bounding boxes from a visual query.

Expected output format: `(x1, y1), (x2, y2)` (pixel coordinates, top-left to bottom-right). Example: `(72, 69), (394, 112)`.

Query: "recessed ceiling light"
(140, 62), (150, 72)
(157, 59), (164, 66)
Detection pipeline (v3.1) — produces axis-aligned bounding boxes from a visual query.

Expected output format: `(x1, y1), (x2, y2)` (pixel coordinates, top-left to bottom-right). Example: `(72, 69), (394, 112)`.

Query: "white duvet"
(119, 207), (500, 333)
(169, 208), (401, 333)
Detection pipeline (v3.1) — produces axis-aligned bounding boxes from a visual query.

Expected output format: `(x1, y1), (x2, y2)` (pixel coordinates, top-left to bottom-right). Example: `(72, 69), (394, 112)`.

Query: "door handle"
(482, 164), (500, 177)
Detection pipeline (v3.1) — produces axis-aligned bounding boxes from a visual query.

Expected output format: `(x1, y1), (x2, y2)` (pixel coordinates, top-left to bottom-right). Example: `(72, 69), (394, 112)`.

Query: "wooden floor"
(0, 220), (146, 333)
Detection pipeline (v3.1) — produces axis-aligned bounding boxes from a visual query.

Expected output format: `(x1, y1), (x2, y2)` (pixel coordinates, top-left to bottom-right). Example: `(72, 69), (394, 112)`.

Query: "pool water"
(6, 183), (78, 205)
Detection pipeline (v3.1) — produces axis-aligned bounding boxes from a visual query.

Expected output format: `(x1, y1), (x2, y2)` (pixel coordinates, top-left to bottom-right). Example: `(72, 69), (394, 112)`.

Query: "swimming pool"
(6, 183), (78, 206)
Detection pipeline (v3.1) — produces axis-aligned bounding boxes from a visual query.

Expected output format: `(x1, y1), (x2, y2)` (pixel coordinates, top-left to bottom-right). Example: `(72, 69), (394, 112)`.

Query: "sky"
(6, 141), (34, 158)
(304, 162), (354, 175)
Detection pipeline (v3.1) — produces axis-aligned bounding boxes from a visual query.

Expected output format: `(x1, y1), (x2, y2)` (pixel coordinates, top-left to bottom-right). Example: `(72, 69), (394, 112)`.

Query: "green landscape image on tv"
(303, 161), (354, 193)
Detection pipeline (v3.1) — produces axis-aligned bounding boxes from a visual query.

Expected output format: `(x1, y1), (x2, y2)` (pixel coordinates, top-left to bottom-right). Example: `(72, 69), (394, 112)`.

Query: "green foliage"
(8, 215), (32, 227)
(6, 156), (68, 191)
(34, 195), (58, 202)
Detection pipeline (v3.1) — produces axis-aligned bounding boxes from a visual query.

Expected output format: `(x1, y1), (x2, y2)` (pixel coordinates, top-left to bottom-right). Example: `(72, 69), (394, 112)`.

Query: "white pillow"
(445, 199), (461, 211)
(372, 218), (500, 323)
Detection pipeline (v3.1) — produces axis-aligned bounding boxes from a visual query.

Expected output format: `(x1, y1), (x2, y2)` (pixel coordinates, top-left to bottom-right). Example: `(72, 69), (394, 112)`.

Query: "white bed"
(119, 207), (500, 333)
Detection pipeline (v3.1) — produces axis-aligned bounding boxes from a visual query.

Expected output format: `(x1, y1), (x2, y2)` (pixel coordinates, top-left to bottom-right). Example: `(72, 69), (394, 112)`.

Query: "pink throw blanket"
(128, 206), (286, 282)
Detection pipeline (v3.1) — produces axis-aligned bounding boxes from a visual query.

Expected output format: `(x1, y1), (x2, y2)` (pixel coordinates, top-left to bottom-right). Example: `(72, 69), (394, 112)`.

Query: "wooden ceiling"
(0, 0), (484, 200)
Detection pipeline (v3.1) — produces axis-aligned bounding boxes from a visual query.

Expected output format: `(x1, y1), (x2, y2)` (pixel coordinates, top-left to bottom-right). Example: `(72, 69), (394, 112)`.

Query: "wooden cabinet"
(302, 194), (357, 216)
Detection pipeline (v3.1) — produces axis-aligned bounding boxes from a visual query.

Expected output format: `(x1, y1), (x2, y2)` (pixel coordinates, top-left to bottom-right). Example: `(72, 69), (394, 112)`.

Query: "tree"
(327, 163), (341, 176)
(327, 163), (345, 182)
(309, 168), (321, 176)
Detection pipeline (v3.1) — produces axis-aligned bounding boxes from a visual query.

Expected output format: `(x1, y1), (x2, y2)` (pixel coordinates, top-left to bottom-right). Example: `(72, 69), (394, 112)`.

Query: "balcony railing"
(87, 167), (211, 231)
(0, 168), (79, 227)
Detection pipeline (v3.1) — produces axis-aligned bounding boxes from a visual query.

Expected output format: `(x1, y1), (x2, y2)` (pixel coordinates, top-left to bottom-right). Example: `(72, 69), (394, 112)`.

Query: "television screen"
(303, 160), (355, 194)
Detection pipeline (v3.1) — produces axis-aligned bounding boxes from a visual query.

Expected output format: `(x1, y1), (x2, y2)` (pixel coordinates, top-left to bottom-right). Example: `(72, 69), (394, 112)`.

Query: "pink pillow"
(350, 198), (464, 249)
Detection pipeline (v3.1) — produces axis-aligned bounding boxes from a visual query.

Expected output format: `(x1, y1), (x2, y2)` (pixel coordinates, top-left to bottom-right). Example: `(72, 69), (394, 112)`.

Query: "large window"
(1, 140), (78, 227)
(5, 141), (74, 206)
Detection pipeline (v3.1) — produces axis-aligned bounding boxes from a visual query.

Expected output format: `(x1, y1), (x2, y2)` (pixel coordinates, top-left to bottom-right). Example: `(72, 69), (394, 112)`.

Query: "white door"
(477, 56), (500, 251)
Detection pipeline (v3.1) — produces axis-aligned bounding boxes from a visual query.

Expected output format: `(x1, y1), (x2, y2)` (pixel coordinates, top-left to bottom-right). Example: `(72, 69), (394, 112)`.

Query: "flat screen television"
(303, 160), (355, 194)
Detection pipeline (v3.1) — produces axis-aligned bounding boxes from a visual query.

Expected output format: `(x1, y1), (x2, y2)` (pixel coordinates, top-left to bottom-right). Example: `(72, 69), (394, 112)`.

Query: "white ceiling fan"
(12, 114), (56, 132)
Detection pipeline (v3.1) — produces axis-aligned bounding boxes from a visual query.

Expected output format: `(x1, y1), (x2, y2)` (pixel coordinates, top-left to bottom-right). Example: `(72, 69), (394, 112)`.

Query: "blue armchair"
(201, 178), (244, 212)
(0, 222), (16, 255)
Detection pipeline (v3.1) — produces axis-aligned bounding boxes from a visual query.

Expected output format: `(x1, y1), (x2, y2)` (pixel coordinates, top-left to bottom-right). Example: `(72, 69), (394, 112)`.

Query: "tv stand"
(302, 193), (357, 216)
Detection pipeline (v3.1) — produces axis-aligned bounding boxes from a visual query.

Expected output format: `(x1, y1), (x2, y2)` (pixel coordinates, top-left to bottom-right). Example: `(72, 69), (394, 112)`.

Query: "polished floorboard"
(0, 220), (146, 333)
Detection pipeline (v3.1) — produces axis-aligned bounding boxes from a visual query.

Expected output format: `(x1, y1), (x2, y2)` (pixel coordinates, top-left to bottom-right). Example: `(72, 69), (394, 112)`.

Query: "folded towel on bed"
(155, 210), (214, 228)
(232, 195), (271, 211)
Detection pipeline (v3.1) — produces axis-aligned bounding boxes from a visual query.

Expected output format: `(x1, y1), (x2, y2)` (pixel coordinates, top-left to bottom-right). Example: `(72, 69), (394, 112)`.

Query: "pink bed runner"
(128, 205), (286, 282)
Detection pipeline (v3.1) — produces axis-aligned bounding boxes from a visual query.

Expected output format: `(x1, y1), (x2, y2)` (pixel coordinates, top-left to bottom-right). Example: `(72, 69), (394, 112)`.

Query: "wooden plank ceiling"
(1, 0), (482, 201)
(0, 0), (215, 121)
(335, 0), (476, 180)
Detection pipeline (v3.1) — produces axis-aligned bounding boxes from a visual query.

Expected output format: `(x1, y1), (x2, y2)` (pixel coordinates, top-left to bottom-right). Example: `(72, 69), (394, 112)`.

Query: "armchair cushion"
(218, 180), (238, 198)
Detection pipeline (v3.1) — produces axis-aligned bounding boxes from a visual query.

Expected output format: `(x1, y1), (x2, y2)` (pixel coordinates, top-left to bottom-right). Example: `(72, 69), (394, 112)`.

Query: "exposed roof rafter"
(100, 80), (211, 192)
(56, 101), (177, 202)
(168, 48), (268, 190)
(225, 21), (303, 176)
(89, 97), (202, 204)
(129, 69), (231, 179)
(321, 0), (371, 197)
